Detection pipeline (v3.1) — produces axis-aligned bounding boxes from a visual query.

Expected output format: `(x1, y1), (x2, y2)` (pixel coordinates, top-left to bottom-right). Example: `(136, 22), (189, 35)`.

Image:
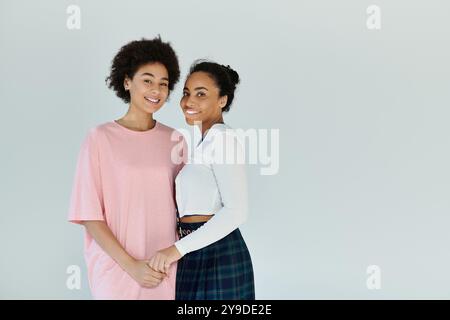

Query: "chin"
(143, 105), (162, 114)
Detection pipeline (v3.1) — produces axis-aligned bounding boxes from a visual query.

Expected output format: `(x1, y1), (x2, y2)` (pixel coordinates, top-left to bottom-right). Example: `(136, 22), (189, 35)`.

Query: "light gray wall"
(1, 0), (449, 299)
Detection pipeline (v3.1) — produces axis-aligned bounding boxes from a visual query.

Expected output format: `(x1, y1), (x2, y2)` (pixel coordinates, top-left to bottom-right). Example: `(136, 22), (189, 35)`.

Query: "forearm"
(82, 221), (135, 271)
(175, 206), (248, 256)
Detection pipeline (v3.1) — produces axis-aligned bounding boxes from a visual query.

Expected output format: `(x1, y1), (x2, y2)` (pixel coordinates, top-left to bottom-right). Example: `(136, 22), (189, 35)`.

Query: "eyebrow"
(183, 87), (209, 91)
(141, 72), (169, 82)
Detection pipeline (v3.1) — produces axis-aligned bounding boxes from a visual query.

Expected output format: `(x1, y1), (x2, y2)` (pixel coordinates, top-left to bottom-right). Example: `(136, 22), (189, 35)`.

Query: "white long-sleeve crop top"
(174, 123), (249, 256)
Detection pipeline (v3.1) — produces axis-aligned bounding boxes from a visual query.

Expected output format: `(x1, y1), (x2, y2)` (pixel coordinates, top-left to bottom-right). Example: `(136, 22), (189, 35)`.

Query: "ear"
(219, 96), (228, 109)
(123, 76), (130, 90)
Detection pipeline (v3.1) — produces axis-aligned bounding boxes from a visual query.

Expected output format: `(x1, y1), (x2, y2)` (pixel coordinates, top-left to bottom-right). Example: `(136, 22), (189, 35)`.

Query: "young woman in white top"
(148, 60), (255, 299)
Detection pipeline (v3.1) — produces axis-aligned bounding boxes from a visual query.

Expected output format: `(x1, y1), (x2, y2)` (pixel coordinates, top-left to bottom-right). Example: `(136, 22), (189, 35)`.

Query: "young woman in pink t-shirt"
(68, 37), (186, 299)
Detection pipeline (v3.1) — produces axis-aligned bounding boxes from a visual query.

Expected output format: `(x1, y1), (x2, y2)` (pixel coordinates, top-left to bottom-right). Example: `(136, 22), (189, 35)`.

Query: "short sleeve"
(67, 129), (105, 224)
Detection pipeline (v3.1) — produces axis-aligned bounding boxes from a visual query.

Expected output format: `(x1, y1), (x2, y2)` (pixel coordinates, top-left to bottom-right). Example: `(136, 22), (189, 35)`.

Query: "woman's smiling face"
(124, 62), (169, 114)
(180, 71), (227, 126)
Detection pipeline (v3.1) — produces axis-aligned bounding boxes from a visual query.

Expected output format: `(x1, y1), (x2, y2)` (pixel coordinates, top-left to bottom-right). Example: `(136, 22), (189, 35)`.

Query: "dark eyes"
(144, 79), (168, 87)
(182, 92), (205, 97)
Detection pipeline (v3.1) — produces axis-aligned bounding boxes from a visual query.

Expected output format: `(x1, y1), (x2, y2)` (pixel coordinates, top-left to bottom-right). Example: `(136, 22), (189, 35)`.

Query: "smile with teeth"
(145, 97), (160, 104)
(185, 109), (200, 115)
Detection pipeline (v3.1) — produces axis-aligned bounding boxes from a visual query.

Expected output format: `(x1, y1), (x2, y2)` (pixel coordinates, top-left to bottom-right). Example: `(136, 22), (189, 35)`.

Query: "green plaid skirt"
(175, 221), (255, 300)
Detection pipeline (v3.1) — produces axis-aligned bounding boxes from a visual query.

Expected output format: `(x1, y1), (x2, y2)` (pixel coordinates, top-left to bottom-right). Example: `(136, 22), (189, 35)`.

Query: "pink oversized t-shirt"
(68, 120), (186, 299)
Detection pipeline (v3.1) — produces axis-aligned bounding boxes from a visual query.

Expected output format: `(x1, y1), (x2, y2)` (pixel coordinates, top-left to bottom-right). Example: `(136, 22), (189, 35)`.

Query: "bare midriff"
(179, 214), (214, 223)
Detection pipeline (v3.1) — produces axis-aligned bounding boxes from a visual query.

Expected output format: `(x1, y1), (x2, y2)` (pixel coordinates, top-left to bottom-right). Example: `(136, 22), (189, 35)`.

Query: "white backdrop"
(0, 0), (449, 299)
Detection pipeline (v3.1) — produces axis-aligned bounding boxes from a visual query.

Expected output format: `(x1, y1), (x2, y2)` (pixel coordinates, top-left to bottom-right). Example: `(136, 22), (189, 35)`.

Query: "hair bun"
(222, 64), (240, 86)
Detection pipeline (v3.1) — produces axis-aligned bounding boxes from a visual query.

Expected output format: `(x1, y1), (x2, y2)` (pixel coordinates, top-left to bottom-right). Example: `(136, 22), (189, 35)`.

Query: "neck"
(199, 116), (225, 138)
(119, 103), (155, 131)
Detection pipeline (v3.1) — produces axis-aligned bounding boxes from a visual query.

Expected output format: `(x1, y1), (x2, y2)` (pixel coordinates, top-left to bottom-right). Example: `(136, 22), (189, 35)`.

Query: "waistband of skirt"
(177, 221), (206, 230)
(177, 221), (209, 239)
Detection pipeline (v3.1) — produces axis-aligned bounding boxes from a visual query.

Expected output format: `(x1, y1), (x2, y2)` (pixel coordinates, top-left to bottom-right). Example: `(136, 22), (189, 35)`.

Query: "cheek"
(203, 101), (221, 113)
(128, 85), (139, 98)
(161, 86), (169, 96)
(133, 83), (146, 93)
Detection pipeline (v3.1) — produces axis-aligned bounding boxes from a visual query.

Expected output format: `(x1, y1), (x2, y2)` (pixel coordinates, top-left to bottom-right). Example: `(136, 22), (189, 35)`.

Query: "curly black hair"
(105, 36), (180, 103)
(188, 60), (240, 112)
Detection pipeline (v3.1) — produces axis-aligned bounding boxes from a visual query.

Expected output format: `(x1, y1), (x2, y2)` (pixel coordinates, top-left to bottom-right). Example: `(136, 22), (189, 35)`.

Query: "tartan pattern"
(176, 221), (255, 300)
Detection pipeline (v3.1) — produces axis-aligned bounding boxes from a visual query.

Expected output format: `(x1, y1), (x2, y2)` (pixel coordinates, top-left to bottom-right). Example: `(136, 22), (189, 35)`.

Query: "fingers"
(149, 254), (170, 274)
(140, 271), (163, 288)
(147, 256), (158, 272)
(158, 257), (167, 274)
(131, 260), (169, 289)
(148, 268), (166, 280)
(153, 254), (164, 274)
(164, 262), (170, 275)
(156, 261), (170, 277)
(141, 270), (167, 288)
(142, 279), (160, 288)
(146, 260), (167, 279)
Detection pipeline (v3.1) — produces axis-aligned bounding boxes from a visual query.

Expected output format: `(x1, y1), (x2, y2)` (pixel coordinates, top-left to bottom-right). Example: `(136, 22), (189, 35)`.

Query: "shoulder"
(77, 122), (115, 150)
(208, 124), (243, 147)
(156, 121), (182, 135)
(84, 122), (112, 142)
(204, 124), (246, 164)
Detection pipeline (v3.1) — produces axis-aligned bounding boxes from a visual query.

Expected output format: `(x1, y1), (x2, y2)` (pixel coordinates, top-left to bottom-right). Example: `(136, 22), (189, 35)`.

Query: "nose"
(183, 95), (195, 108)
(149, 83), (160, 95)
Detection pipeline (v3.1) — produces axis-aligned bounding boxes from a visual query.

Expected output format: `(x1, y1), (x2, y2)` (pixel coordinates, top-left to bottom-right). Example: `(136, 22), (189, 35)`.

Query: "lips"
(145, 97), (160, 104)
(184, 108), (200, 115)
